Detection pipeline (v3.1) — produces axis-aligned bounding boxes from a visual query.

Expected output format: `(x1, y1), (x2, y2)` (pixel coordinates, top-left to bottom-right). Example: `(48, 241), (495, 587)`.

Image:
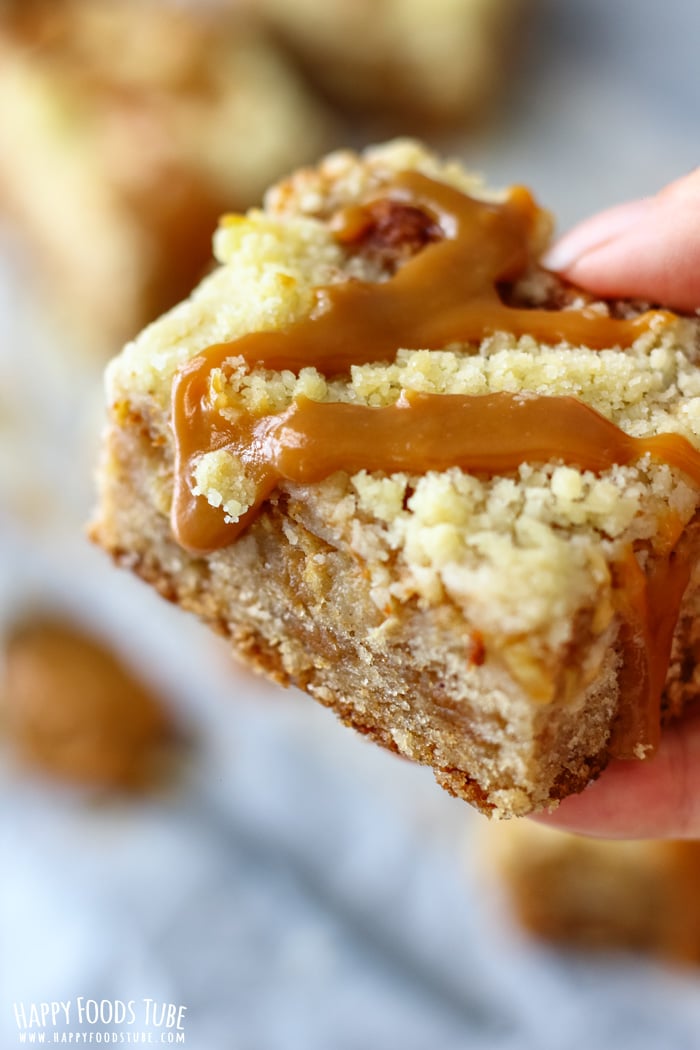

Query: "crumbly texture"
(1, 618), (178, 791)
(245, 0), (520, 128)
(0, 0), (331, 355)
(92, 141), (700, 816)
(481, 819), (700, 963)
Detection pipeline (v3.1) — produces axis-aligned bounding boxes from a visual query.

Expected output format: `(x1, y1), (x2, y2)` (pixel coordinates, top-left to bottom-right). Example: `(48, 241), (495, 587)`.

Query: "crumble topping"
(105, 141), (700, 639)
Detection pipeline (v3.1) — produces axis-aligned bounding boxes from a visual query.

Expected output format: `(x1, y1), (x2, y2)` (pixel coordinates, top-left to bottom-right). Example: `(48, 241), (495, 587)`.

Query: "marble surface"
(3, 536), (700, 1050)
(2, 2), (700, 1047)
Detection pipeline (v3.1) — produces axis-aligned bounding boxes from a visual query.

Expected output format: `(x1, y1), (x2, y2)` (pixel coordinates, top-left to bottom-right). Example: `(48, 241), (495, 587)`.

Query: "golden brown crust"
(0, 0), (331, 354)
(91, 412), (700, 816)
(90, 142), (700, 816)
(247, 0), (520, 129)
(1, 617), (179, 791)
(483, 821), (700, 962)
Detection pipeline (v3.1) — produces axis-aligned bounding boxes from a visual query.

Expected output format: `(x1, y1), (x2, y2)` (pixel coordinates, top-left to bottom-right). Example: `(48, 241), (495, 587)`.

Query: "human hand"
(534, 709), (700, 839)
(536, 170), (700, 839)
(543, 169), (700, 312)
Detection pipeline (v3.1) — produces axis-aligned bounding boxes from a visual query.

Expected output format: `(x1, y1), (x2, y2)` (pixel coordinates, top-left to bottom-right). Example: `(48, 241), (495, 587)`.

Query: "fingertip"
(533, 710), (700, 840)
(544, 179), (700, 312)
(560, 210), (700, 313)
(542, 198), (653, 274)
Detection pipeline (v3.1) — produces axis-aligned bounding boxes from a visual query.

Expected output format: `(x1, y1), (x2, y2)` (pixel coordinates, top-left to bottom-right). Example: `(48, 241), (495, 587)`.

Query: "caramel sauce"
(609, 533), (695, 758)
(174, 390), (700, 552)
(662, 841), (700, 962)
(169, 169), (699, 756)
(174, 172), (661, 384)
(172, 171), (668, 551)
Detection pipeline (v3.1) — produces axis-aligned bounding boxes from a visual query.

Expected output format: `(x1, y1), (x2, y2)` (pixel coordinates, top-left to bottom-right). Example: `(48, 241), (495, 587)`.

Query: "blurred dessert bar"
(1, 616), (179, 791)
(0, 0), (331, 354)
(247, 0), (521, 128)
(91, 140), (700, 817)
(483, 819), (700, 963)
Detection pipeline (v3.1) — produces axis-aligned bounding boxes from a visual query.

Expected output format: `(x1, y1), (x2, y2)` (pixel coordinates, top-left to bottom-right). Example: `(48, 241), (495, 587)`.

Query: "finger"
(542, 198), (654, 272)
(531, 707), (700, 840)
(544, 169), (700, 313)
(563, 205), (700, 313)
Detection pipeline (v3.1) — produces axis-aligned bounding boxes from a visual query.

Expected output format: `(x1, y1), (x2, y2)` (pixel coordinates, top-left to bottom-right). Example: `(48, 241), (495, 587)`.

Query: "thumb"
(543, 170), (700, 313)
(532, 706), (700, 840)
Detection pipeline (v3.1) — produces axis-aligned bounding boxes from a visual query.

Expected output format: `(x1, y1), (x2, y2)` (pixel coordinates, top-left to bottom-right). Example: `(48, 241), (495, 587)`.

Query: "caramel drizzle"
(169, 170), (700, 754)
(174, 172), (660, 385)
(174, 390), (700, 553)
(172, 171), (667, 551)
(609, 514), (695, 757)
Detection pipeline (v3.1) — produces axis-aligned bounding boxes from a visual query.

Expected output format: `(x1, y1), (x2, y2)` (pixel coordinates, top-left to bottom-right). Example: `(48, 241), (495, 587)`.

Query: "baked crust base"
(91, 413), (700, 816)
(484, 821), (700, 962)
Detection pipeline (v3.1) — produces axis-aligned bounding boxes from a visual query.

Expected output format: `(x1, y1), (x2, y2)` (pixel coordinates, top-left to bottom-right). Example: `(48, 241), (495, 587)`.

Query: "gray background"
(2, 2), (700, 1047)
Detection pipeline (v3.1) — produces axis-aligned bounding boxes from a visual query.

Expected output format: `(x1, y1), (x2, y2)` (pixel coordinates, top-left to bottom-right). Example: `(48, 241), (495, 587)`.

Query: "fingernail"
(542, 238), (592, 273)
(542, 198), (654, 273)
